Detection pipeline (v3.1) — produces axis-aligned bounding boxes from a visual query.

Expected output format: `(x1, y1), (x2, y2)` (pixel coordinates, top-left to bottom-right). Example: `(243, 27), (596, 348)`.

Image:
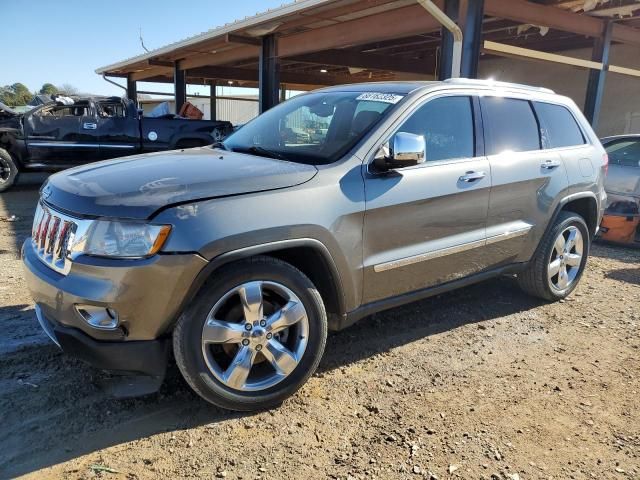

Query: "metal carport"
(96, 0), (640, 130)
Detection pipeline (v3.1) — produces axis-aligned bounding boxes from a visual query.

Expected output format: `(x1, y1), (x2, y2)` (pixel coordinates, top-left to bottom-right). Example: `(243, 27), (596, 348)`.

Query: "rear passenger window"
(397, 96), (474, 162)
(534, 102), (585, 148)
(481, 97), (540, 155)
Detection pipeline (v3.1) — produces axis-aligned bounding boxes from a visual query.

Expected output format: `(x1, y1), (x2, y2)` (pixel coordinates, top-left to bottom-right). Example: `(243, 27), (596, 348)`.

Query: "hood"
(0, 102), (19, 119)
(44, 147), (318, 219)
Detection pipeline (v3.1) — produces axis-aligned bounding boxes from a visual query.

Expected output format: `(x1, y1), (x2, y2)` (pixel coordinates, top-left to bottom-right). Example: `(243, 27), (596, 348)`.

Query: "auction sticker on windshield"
(355, 92), (404, 104)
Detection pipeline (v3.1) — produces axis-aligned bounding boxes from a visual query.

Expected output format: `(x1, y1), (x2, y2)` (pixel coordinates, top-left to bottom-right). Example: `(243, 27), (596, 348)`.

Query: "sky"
(1, 0), (287, 97)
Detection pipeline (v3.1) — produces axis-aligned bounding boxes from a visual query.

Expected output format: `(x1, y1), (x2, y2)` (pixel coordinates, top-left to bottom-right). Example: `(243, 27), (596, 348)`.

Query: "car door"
(602, 136), (640, 199)
(480, 96), (570, 265)
(24, 102), (95, 165)
(96, 99), (139, 159)
(362, 94), (491, 304)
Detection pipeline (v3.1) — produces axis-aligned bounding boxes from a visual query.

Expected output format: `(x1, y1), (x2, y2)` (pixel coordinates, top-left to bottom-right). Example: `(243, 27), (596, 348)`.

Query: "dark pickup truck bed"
(0, 96), (232, 191)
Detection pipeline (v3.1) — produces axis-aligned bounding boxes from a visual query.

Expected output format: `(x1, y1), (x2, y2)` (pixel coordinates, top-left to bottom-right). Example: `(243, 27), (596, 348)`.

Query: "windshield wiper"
(237, 145), (286, 160)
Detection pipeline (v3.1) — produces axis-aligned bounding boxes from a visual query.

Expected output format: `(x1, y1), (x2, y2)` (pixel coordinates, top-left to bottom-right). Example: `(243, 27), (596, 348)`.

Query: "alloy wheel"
(201, 280), (309, 392)
(548, 225), (584, 291)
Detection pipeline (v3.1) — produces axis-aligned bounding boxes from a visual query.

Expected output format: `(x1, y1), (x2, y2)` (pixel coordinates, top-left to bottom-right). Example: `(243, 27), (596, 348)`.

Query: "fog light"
(75, 305), (120, 330)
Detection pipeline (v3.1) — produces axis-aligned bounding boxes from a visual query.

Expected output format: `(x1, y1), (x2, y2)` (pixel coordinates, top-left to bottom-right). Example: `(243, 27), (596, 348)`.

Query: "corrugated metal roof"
(95, 0), (334, 74)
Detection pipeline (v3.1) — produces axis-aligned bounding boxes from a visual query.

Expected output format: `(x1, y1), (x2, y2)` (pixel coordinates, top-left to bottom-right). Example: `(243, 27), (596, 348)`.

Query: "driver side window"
(397, 96), (475, 162)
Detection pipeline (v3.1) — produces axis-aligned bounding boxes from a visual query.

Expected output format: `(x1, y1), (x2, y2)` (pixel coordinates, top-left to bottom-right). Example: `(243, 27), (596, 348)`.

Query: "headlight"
(82, 220), (171, 258)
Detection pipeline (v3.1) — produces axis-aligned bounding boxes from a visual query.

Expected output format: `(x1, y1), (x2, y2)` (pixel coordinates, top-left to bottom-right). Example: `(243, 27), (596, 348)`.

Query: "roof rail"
(443, 78), (555, 94)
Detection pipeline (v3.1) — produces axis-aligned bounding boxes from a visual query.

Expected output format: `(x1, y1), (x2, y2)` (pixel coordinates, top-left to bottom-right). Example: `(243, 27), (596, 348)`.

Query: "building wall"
(479, 44), (640, 137)
(139, 97), (259, 125)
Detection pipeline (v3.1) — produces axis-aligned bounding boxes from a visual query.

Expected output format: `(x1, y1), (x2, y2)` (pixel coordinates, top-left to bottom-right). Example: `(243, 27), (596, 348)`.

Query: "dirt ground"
(0, 176), (638, 480)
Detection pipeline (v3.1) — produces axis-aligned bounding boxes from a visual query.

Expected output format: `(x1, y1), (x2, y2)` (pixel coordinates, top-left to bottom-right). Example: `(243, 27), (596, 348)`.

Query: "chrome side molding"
(373, 225), (532, 273)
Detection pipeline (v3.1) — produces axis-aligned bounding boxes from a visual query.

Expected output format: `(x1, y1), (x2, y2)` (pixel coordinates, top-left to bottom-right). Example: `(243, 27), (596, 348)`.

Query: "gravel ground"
(0, 177), (638, 480)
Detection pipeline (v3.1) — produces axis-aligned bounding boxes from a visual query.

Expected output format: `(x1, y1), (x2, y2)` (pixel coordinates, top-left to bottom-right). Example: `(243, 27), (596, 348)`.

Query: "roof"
(95, 0), (332, 74)
(315, 78), (557, 95)
(96, 0), (640, 91)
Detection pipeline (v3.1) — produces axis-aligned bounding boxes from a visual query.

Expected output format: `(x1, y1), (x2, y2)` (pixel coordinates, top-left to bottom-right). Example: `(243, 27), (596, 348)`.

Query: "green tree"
(58, 83), (79, 95)
(0, 83), (33, 107)
(39, 83), (58, 95)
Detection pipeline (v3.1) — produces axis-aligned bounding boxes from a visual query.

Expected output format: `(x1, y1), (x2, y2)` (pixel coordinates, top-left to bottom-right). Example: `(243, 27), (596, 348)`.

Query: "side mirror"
(375, 132), (426, 170)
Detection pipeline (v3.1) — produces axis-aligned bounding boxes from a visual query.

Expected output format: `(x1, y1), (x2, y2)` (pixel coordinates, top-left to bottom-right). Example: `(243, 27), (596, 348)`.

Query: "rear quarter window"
(534, 102), (585, 148)
(481, 97), (541, 155)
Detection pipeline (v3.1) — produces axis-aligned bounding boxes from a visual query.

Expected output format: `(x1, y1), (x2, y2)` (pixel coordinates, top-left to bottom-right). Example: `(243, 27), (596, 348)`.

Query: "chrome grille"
(31, 203), (79, 275)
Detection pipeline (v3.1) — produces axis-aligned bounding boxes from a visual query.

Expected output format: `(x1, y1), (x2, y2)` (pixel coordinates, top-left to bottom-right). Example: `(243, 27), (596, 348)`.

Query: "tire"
(173, 255), (327, 411)
(0, 148), (19, 193)
(517, 211), (590, 301)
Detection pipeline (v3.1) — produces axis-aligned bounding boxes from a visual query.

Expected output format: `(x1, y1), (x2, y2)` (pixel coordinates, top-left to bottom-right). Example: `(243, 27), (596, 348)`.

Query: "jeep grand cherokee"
(23, 79), (607, 411)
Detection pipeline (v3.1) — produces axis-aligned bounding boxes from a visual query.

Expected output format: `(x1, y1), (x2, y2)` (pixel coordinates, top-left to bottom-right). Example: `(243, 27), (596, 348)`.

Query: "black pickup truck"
(0, 96), (232, 191)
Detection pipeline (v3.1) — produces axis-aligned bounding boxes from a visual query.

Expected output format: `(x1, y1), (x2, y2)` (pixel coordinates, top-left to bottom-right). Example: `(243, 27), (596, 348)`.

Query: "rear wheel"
(518, 211), (589, 301)
(173, 256), (327, 411)
(0, 148), (19, 193)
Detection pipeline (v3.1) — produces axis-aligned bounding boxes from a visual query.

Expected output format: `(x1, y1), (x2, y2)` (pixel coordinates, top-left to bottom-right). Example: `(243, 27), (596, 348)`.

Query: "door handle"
(541, 159), (561, 169)
(83, 122), (97, 130)
(459, 171), (486, 182)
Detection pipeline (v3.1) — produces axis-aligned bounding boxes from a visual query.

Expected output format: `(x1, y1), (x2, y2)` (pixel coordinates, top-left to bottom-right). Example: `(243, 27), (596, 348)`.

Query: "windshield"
(222, 91), (404, 165)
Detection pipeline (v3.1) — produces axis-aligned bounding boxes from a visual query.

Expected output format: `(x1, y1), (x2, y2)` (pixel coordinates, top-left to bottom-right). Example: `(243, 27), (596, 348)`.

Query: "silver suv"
(23, 79), (607, 411)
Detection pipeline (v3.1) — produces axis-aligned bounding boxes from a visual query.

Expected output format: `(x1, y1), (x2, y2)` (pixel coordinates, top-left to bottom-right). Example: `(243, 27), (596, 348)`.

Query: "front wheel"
(0, 148), (19, 193)
(517, 211), (590, 301)
(173, 256), (327, 411)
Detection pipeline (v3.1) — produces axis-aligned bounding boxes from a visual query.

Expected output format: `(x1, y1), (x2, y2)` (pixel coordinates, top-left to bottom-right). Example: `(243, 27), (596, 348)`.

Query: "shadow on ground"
(0, 273), (547, 477)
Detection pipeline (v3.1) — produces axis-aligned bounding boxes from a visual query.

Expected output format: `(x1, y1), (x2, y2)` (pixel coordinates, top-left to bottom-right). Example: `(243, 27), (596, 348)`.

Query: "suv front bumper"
(22, 238), (207, 375)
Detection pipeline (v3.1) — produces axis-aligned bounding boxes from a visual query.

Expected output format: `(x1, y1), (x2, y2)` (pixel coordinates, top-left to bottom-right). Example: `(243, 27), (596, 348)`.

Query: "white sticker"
(148, 131), (158, 141)
(355, 92), (404, 104)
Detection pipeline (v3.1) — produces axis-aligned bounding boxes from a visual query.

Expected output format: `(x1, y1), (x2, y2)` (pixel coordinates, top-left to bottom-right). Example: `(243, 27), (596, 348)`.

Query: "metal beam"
(278, 2), (443, 58)
(174, 62), (186, 114)
(226, 33), (262, 46)
(288, 49), (432, 75)
(259, 34), (280, 113)
(461, 0), (484, 78)
(209, 81), (217, 121)
(188, 65), (364, 86)
(148, 59), (174, 67)
(584, 21), (613, 129)
(438, 0), (460, 80)
(130, 66), (173, 82)
(482, 40), (603, 70)
(485, 0), (640, 46)
(126, 75), (137, 106)
(180, 45), (260, 71)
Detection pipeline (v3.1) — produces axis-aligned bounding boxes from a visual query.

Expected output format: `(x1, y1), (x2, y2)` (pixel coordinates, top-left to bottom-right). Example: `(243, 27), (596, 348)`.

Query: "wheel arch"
(0, 130), (25, 168)
(559, 193), (599, 238)
(531, 192), (598, 262)
(173, 238), (347, 332)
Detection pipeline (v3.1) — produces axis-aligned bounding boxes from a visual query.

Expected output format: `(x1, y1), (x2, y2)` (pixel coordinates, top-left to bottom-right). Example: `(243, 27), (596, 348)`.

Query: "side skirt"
(332, 263), (527, 331)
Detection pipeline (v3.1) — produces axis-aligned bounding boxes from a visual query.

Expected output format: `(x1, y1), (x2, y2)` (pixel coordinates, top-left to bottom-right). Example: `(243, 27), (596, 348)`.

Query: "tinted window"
(223, 91), (401, 165)
(534, 102), (584, 148)
(604, 139), (640, 168)
(397, 96), (474, 161)
(482, 97), (540, 155)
